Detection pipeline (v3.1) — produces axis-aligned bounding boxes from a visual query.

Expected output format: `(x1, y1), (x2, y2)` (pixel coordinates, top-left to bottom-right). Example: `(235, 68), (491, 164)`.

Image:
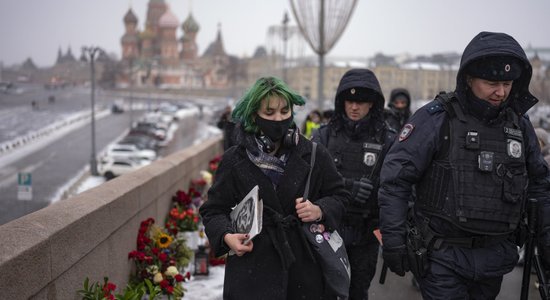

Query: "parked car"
(98, 157), (151, 180)
(106, 143), (157, 161)
(119, 135), (159, 151)
(111, 104), (124, 114)
(130, 123), (167, 142)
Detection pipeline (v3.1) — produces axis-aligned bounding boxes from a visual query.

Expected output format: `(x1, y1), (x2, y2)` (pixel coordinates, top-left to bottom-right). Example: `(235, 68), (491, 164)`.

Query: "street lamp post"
(282, 12), (290, 83)
(82, 46), (103, 176)
(129, 58), (135, 128)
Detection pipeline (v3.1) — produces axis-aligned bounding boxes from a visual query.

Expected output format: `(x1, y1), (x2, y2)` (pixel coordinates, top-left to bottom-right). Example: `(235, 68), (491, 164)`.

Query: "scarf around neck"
(245, 134), (289, 188)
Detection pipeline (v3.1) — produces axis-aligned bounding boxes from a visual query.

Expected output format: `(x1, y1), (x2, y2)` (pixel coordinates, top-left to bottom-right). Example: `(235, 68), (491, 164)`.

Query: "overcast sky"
(1, 0), (549, 67)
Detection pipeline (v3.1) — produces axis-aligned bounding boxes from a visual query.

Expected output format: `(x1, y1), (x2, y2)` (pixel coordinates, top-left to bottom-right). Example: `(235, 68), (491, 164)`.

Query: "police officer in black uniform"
(312, 68), (395, 299)
(378, 31), (550, 299)
(383, 88), (412, 132)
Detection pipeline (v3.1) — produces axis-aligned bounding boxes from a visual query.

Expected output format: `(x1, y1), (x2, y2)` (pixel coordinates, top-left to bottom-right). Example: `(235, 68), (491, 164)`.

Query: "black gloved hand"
(351, 178), (374, 204)
(383, 245), (409, 277)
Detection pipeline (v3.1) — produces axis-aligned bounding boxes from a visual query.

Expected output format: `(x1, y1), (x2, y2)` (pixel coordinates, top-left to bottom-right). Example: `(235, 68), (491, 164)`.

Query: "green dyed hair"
(232, 76), (306, 133)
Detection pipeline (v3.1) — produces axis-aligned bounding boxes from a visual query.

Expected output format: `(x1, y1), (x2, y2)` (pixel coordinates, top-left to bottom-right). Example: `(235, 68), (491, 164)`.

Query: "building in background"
(117, 0), (231, 90)
(0, 0), (547, 105)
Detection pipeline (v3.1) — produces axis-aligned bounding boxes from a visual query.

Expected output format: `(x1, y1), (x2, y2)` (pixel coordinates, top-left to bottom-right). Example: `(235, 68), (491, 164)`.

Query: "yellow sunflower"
(156, 232), (173, 248)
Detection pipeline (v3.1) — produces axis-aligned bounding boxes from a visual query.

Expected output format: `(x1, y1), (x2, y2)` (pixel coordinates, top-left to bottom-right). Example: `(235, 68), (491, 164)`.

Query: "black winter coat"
(200, 132), (348, 299)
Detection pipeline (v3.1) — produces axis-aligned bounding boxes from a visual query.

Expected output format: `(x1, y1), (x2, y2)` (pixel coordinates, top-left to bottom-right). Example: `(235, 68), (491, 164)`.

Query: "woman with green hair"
(200, 76), (348, 299)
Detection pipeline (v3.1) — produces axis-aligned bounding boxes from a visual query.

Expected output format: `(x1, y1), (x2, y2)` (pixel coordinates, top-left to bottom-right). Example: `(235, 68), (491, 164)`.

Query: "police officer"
(383, 88), (412, 132)
(378, 31), (550, 299)
(312, 68), (395, 299)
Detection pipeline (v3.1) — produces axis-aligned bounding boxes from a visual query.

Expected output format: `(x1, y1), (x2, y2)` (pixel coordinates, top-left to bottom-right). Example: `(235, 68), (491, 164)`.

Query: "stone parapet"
(0, 137), (222, 299)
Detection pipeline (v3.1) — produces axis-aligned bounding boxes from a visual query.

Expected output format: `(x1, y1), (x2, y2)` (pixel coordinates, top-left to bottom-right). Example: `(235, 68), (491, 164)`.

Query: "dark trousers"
(418, 259), (503, 300)
(347, 239), (379, 300)
(417, 239), (517, 300)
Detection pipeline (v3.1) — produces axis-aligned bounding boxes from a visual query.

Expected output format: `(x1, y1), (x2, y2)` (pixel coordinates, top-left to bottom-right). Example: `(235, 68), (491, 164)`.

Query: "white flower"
(165, 265), (179, 277)
(153, 272), (164, 283)
(200, 170), (213, 186)
(147, 265), (159, 274)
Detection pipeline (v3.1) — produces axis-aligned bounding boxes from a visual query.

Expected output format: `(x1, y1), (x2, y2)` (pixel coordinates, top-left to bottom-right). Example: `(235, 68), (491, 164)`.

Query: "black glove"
(383, 245), (409, 277)
(351, 178), (374, 204)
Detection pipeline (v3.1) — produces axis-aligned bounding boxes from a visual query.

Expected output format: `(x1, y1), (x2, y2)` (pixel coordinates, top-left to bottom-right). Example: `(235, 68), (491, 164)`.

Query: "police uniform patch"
(363, 152), (377, 166)
(399, 123), (414, 142)
(507, 139), (522, 158)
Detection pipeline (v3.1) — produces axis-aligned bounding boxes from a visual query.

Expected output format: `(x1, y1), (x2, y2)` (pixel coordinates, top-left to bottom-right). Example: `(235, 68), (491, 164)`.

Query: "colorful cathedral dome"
(159, 9), (179, 28)
(182, 13), (200, 33)
(123, 8), (138, 24)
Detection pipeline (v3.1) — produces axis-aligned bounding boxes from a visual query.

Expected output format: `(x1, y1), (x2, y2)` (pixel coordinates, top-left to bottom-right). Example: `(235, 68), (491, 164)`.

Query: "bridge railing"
(0, 137), (223, 299)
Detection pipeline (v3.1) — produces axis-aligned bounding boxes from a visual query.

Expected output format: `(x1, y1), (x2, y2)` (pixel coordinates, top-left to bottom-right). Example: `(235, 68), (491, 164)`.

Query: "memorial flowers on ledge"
(165, 189), (201, 234)
(128, 218), (192, 299)
(78, 277), (162, 300)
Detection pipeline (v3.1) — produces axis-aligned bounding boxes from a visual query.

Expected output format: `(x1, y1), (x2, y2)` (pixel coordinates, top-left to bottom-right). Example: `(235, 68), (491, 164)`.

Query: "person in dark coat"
(200, 76), (348, 299)
(383, 88), (411, 132)
(312, 69), (395, 299)
(378, 31), (550, 299)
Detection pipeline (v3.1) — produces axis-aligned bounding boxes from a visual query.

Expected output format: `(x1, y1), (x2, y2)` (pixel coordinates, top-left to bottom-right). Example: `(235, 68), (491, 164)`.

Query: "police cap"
(465, 56), (522, 81)
(337, 87), (376, 103)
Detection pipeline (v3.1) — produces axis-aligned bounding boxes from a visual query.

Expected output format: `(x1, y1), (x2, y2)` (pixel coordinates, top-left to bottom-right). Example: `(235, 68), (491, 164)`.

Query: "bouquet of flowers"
(78, 276), (162, 300)
(78, 277), (117, 300)
(128, 218), (192, 299)
(165, 189), (201, 234)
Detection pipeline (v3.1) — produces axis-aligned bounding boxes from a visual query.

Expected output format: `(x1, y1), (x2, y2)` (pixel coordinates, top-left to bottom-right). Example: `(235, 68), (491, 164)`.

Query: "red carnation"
(166, 285), (174, 294)
(174, 274), (184, 282)
(103, 282), (116, 293)
(158, 252), (168, 262)
(159, 279), (170, 289)
(136, 252), (145, 261)
(188, 187), (201, 198)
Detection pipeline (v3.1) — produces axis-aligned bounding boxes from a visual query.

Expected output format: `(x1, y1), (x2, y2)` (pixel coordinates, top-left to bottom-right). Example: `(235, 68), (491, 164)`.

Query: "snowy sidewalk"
(183, 265), (224, 299)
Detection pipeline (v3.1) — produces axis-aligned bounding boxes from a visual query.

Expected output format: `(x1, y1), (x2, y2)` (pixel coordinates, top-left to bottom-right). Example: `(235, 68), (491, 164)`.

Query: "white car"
(106, 143), (157, 161)
(98, 157), (151, 180)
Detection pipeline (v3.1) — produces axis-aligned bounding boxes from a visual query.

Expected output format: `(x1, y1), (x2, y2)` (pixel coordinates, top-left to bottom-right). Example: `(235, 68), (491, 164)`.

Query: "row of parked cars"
(97, 102), (190, 180)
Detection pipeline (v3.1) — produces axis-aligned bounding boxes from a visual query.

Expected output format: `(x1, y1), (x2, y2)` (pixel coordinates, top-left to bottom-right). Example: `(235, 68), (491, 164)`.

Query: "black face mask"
(467, 90), (505, 121)
(255, 115), (293, 142)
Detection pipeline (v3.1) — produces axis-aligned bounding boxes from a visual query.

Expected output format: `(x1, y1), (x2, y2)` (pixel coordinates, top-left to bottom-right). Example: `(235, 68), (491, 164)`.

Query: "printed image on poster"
(230, 185), (263, 246)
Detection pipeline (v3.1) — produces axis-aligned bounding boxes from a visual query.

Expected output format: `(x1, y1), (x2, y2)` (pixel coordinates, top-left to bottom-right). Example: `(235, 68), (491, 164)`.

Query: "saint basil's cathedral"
(117, 0), (232, 89)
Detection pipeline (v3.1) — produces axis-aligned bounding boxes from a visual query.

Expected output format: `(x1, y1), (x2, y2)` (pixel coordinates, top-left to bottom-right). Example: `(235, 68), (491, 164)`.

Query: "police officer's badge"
(363, 152), (377, 166)
(507, 139), (522, 158)
(399, 123), (414, 142)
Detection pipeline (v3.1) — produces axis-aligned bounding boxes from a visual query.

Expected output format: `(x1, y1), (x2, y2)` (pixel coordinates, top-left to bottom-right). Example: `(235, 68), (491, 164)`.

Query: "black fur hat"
(465, 56), (522, 81)
(336, 87), (378, 103)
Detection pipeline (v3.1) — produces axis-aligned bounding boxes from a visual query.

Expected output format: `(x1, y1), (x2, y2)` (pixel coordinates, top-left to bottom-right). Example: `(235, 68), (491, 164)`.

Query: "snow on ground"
(0, 109), (111, 169)
(183, 265), (225, 300)
(193, 124), (222, 146)
(74, 175), (105, 195)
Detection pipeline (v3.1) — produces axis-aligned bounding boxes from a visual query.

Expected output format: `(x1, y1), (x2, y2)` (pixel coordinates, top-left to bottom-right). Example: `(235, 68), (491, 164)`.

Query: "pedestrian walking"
(378, 31), (550, 299)
(383, 88), (411, 132)
(200, 76), (348, 299)
(312, 68), (395, 299)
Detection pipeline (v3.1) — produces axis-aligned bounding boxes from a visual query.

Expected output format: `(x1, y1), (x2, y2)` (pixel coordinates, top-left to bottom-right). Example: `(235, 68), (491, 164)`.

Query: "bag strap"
(303, 142), (317, 201)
